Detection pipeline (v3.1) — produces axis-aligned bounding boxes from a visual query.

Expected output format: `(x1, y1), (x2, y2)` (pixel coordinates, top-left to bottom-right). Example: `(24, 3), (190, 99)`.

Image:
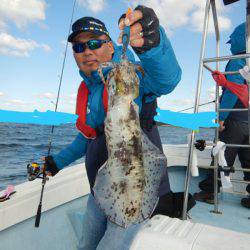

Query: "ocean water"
(0, 123), (214, 190)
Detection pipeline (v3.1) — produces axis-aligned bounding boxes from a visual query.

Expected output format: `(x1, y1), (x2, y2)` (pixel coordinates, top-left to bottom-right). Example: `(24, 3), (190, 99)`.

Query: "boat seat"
(130, 215), (250, 250)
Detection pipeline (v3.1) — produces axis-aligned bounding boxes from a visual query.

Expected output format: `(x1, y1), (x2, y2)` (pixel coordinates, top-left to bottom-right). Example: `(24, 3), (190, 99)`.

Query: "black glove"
(44, 156), (59, 176)
(118, 5), (160, 54)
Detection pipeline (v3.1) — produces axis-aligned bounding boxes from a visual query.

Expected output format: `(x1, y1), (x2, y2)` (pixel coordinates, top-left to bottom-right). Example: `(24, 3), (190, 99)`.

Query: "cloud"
(0, 91), (4, 97)
(168, 98), (194, 106)
(35, 92), (56, 106)
(62, 93), (77, 105)
(34, 92), (77, 111)
(130, 0), (231, 34)
(0, 0), (46, 30)
(9, 99), (26, 104)
(40, 44), (51, 52)
(38, 92), (56, 99)
(2, 99), (36, 111)
(78, 0), (107, 13)
(157, 94), (195, 112)
(203, 85), (222, 102)
(190, 0), (231, 33)
(0, 32), (51, 57)
(0, 19), (7, 31)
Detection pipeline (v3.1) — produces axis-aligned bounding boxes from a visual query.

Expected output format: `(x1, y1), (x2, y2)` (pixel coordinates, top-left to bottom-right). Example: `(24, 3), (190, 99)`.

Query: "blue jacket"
(219, 22), (246, 122)
(53, 26), (182, 170)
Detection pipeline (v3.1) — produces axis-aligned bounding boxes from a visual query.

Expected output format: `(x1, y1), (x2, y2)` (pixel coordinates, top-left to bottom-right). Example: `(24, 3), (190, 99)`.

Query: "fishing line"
(35, 0), (78, 228)
(177, 100), (215, 112)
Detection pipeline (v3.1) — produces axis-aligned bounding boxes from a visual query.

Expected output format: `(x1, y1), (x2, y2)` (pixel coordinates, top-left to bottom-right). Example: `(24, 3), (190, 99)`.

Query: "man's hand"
(219, 120), (225, 132)
(212, 70), (228, 87)
(41, 156), (59, 176)
(118, 5), (160, 53)
(41, 157), (52, 176)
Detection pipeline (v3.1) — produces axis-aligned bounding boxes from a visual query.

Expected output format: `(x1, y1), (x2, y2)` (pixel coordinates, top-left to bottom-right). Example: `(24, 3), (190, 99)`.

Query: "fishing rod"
(27, 0), (78, 228)
(177, 100), (215, 112)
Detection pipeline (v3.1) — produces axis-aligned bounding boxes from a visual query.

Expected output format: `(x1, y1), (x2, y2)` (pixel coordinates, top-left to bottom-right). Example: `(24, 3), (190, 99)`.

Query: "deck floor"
(0, 166), (249, 250)
(168, 166), (250, 234)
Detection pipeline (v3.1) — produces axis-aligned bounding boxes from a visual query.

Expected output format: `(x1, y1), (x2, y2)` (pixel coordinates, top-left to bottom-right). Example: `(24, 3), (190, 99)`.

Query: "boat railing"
(182, 0), (250, 219)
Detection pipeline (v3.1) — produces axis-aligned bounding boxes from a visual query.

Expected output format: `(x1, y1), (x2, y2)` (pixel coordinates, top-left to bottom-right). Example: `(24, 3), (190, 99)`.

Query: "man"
(194, 22), (250, 209)
(44, 5), (181, 250)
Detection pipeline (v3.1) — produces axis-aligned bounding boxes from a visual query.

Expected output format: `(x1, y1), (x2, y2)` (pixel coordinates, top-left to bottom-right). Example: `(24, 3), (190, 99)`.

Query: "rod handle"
(35, 204), (42, 227)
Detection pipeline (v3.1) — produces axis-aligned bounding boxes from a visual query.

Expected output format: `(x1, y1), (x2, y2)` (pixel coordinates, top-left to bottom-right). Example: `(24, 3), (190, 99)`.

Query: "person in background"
(44, 5), (182, 250)
(194, 22), (250, 209)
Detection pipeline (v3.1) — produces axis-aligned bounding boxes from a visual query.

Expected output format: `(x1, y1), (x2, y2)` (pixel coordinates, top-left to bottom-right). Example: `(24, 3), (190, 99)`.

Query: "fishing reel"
(27, 162), (46, 181)
(194, 139), (206, 151)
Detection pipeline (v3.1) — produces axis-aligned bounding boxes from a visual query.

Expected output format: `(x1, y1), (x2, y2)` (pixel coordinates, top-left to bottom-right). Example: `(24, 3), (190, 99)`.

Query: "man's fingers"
(117, 22), (143, 44)
(45, 171), (52, 176)
(130, 38), (144, 48)
(130, 22), (143, 34)
(118, 10), (143, 30)
(126, 10), (143, 26)
(130, 32), (143, 42)
(118, 18), (125, 30)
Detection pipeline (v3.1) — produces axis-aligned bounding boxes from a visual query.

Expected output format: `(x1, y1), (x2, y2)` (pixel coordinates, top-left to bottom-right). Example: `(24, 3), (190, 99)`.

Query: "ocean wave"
(0, 143), (23, 148)
(0, 173), (27, 181)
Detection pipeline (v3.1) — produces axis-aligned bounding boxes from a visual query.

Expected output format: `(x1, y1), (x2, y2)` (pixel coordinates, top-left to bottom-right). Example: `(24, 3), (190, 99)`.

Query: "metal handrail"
(211, 0), (220, 214)
(205, 142), (250, 148)
(182, 0), (212, 220)
(230, 179), (250, 184)
(219, 108), (248, 112)
(198, 165), (250, 172)
(203, 63), (240, 75)
(182, 0), (250, 220)
(203, 53), (250, 63)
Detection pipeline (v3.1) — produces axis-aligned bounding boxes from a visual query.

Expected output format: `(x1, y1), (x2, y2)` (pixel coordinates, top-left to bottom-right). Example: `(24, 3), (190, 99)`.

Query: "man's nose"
(82, 46), (93, 56)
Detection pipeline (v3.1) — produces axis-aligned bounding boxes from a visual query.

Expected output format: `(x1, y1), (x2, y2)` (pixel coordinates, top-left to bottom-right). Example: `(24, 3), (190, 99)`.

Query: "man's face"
(72, 32), (114, 76)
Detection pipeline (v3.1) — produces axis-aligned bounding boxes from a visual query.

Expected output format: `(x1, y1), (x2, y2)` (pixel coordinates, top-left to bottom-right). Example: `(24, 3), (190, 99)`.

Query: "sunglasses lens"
(72, 39), (109, 53)
(72, 43), (85, 53)
(87, 40), (102, 50)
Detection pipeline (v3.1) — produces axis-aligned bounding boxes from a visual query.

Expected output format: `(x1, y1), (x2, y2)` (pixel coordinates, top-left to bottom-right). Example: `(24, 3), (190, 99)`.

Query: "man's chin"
(81, 65), (99, 76)
(82, 62), (98, 70)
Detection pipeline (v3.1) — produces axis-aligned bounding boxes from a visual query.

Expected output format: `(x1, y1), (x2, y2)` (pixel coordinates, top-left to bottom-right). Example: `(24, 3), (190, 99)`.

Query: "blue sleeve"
(219, 59), (246, 121)
(137, 26), (182, 100)
(52, 132), (87, 169)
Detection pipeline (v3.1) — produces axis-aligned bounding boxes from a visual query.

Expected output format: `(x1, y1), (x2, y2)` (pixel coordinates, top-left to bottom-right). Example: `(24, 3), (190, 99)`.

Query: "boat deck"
(0, 150), (249, 249)
(168, 166), (250, 234)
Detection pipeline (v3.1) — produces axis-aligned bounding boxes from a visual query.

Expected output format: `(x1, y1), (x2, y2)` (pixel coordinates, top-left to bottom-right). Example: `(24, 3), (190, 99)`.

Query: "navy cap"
(68, 17), (110, 42)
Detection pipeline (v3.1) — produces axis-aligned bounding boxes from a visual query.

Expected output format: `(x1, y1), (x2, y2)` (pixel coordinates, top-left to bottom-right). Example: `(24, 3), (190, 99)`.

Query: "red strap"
(212, 71), (249, 108)
(103, 85), (108, 113)
(75, 81), (108, 139)
(222, 81), (248, 108)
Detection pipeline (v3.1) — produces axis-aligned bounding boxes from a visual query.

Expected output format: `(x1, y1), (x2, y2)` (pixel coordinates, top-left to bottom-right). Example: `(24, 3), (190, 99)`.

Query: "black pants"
(85, 125), (171, 196)
(199, 119), (250, 193)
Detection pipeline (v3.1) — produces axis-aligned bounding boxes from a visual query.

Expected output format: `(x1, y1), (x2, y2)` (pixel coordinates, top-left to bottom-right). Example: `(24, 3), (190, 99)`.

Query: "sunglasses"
(72, 39), (111, 53)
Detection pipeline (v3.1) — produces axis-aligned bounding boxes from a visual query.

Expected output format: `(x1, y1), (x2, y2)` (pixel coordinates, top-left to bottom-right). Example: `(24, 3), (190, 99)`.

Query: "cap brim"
(226, 39), (231, 44)
(68, 30), (107, 42)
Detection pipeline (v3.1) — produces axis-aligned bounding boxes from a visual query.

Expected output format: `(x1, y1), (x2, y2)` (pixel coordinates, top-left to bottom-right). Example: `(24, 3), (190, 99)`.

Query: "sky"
(0, 0), (245, 114)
